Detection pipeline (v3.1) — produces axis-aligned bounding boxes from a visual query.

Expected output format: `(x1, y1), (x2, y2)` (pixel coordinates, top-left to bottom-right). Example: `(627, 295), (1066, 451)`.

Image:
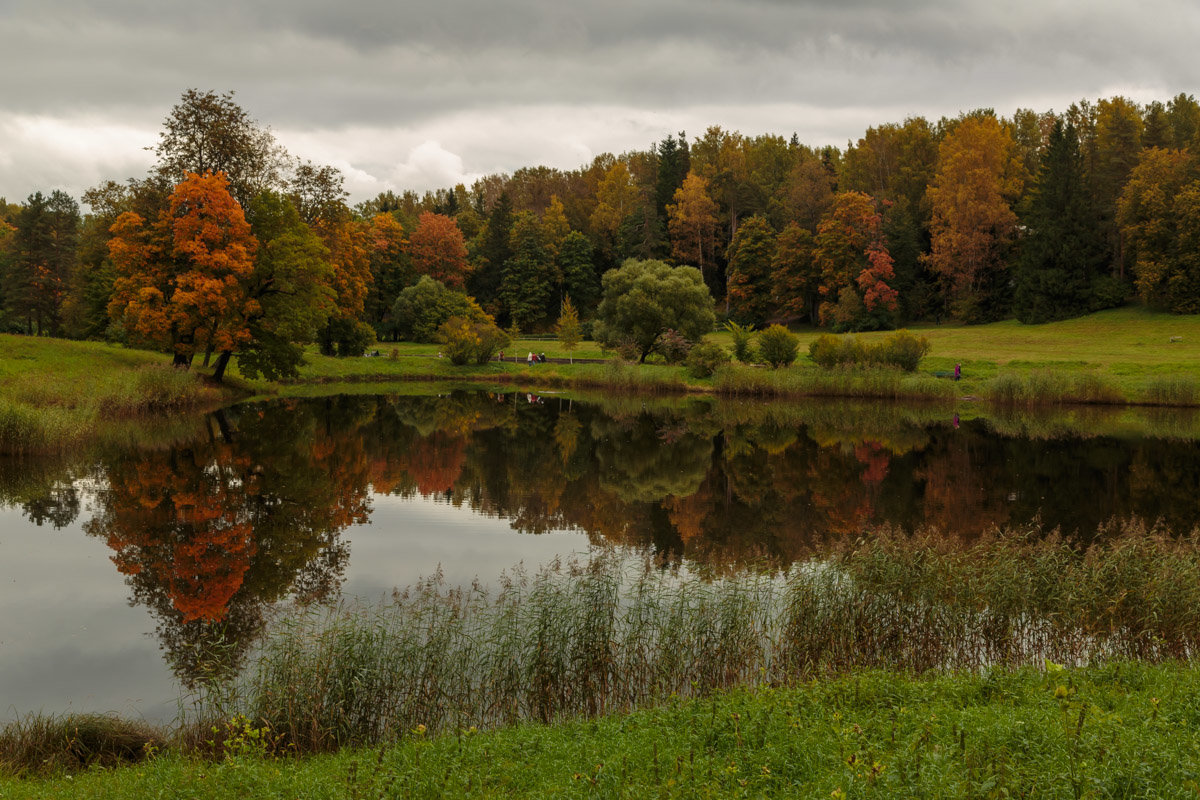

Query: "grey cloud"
(2, 0), (1199, 202)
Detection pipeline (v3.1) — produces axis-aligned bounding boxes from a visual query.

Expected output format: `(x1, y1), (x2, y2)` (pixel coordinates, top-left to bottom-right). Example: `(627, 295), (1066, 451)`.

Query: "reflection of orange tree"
(84, 400), (376, 685)
(100, 455), (257, 623)
(399, 431), (467, 496)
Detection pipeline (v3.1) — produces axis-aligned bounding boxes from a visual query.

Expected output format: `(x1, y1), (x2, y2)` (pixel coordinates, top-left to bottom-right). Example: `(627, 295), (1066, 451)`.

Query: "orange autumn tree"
(813, 191), (898, 331)
(107, 171), (258, 378)
(666, 172), (720, 284)
(408, 211), (470, 290)
(924, 115), (1026, 321)
(313, 216), (375, 356)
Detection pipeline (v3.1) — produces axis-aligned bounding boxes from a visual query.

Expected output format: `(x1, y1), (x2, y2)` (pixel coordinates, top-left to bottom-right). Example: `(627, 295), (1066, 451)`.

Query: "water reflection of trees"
(8, 392), (1200, 683)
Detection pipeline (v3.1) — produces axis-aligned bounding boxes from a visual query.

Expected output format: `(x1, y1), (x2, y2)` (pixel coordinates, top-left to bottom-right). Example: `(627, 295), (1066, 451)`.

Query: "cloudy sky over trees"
(2, 0), (1197, 203)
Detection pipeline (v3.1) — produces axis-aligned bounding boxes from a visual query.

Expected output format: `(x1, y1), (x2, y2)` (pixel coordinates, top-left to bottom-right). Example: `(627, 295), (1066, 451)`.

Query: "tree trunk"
(212, 350), (233, 383)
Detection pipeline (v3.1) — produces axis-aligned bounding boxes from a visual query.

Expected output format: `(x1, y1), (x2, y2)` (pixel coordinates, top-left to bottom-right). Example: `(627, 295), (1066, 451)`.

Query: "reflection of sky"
(0, 506), (178, 722)
(0, 494), (591, 723)
(346, 493), (594, 601)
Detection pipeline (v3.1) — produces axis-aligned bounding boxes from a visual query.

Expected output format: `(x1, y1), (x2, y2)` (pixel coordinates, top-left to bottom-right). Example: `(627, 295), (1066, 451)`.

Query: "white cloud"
(0, 115), (154, 201)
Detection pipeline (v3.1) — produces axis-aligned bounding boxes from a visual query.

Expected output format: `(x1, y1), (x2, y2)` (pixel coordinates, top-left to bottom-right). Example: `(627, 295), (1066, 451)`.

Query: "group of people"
(495, 351), (548, 364)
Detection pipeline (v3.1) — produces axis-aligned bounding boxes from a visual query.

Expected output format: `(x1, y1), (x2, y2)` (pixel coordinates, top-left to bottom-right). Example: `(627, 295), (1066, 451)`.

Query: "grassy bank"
(245, 306), (1200, 407)
(0, 335), (230, 454)
(6, 663), (1200, 797)
(6, 306), (1200, 453)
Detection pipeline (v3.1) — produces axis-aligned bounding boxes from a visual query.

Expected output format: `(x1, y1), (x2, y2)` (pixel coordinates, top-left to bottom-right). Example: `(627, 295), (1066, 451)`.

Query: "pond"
(2, 390), (1199, 721)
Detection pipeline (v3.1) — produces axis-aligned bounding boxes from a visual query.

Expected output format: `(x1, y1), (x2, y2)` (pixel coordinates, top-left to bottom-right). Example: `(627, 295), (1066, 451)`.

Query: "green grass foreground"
(5, 663), (1200, 798)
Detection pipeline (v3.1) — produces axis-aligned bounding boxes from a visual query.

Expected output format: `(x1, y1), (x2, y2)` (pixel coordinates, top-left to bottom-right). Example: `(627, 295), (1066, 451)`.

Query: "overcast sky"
(1, 0), (1197, 206)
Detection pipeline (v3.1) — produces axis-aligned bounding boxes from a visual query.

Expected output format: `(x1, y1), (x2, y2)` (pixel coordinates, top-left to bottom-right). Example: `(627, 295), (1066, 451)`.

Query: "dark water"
(2, 391), (1199, 720)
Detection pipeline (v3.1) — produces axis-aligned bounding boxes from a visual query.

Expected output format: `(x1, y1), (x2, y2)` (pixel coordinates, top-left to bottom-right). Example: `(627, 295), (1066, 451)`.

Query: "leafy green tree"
(1014, 120), (1107, 323)
(593, 259), (715, 363)
(771, 222), (819, 324)
(725, 215), (777, 324)
(153, 89), (287, 206)
(555, 294), (582, 363)
(238, 191), (337, 379)
(393, 276), (489, 342)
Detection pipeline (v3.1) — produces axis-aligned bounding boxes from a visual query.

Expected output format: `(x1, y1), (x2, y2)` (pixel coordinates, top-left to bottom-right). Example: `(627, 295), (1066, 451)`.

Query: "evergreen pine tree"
(1014, 120), (1106, 323)
(470, 192), (513, 318)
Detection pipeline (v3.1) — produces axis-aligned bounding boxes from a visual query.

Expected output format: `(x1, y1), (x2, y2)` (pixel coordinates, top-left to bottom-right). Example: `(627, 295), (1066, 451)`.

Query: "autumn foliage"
(408, 211), (470, 290)
(108, 172), (258, 366)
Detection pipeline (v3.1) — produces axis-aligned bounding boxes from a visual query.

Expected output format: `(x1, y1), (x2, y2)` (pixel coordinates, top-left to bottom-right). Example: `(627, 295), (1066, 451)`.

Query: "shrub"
(878, 330), (932, 371)
(723, 320), (756, 363)
(808, 333), (846, 369)
(437, 317), (510, 365)
(686, 341), (731, 378)
(657, 329), (692, 365)
(808, 330), (930, 372)
(757, 325), (799, 368)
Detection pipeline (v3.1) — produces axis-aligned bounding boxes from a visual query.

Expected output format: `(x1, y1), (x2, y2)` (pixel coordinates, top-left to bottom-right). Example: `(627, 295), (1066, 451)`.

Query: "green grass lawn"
(6, 663), (1200, 798)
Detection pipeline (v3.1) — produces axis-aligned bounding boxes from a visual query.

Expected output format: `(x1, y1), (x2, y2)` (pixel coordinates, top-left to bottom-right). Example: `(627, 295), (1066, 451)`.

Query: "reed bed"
(712, 364), (955, 402)
(1142, 374), (1200, 406)
(0, 713), (164, 777)
(986, 370), (1127, 406)
(192, 519), (1200, 753)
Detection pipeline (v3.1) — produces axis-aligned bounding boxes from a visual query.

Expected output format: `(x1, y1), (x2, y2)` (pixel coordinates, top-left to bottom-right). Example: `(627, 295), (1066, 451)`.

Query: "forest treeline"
(3, 89), (1200, 377)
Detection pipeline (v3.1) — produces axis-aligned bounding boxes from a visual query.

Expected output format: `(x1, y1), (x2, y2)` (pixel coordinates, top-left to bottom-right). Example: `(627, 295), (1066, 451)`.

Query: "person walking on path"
(954, 363), (961, 381)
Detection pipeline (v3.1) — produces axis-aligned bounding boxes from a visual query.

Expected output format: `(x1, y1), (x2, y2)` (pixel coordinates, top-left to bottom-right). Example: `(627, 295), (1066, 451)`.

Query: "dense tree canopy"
(17, 88), (1200, 364)
(593, 259), (716, 362)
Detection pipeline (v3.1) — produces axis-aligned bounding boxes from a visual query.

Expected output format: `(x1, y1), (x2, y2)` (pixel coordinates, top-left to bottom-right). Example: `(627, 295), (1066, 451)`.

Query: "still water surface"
(2, 391), (1199, 721)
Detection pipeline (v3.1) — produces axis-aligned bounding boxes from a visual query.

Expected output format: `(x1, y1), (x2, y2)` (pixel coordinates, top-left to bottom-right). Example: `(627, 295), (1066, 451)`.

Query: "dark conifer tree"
(3, 190), (80, 335)
(1014, 121), (1106, 323)
(654, 132), (690, 222)
(469, 192), (513, 318)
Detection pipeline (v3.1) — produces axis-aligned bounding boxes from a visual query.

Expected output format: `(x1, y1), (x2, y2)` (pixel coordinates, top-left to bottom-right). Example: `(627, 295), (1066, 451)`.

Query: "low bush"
(656, 329), (692, 365)
(808, 329), (930, 371)
(437, 317), (510, 365)
(686, 341), (730, 378)
(756, 325), (799, 368)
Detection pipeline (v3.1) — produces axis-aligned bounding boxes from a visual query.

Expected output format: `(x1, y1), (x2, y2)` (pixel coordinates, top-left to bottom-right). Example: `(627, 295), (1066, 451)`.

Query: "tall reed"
(197, 519), (1200, 753)
(987, 370), (1125, 406)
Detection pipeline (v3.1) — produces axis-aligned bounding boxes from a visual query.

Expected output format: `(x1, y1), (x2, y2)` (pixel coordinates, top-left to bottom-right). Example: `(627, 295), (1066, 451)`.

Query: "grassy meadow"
(6, 663), (1200, 798)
